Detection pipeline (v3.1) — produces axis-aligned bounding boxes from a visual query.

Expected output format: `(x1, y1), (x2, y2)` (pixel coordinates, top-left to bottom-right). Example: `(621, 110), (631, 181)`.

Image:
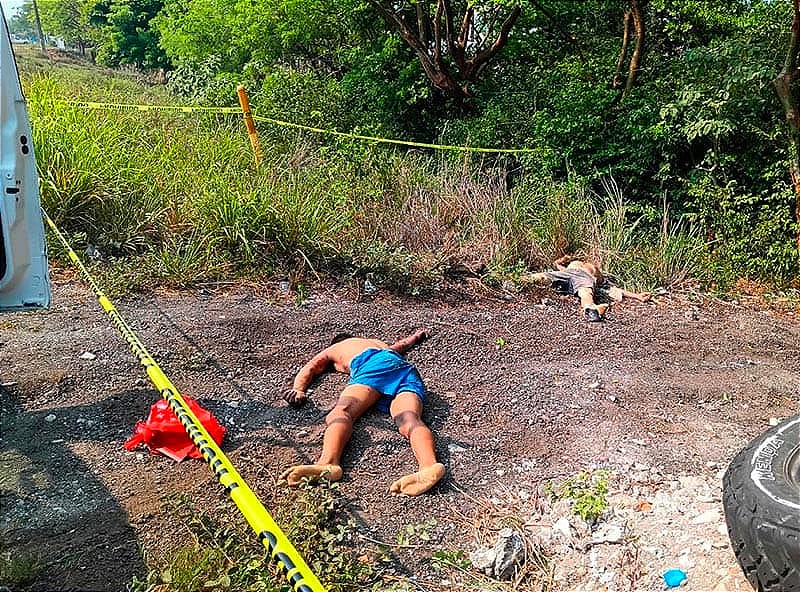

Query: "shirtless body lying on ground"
(527, 255), (651, 321)
(280, 329), (445, 496)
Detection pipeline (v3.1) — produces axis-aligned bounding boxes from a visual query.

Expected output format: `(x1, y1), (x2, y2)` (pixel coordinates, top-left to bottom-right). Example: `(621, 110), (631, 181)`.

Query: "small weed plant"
(431, 549), (471, 571)
(546, 470), (611, 523)
(395, 518), (437, 546)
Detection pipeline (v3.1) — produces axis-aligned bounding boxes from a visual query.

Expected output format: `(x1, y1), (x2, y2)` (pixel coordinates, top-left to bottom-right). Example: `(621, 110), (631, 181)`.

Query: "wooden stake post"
(237, 85), (263, 166)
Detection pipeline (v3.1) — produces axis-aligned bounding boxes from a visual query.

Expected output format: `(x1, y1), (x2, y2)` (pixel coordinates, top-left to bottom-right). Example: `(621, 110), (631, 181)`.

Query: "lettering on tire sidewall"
(749, 416), (800, 511)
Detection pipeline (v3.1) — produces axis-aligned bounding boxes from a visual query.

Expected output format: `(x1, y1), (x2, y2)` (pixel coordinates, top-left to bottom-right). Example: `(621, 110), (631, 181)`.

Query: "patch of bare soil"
(1, 279), (798, 591)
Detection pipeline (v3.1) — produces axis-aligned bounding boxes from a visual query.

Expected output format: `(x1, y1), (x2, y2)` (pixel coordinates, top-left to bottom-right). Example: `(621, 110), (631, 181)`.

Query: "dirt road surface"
(2, 279), (798, 591)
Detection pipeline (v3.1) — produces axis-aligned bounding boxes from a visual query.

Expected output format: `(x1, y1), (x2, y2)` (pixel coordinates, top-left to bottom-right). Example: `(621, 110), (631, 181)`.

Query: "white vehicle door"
(0, 6), (51, 310)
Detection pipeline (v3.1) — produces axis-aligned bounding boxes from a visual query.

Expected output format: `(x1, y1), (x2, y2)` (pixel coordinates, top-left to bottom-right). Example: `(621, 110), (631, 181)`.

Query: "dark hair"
(330, 332), (354, 345)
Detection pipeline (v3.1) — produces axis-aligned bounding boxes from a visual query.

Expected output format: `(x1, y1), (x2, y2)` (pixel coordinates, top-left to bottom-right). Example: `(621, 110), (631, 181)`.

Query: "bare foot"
(389, 463), (445, 496)
(279, 464), (343, 486)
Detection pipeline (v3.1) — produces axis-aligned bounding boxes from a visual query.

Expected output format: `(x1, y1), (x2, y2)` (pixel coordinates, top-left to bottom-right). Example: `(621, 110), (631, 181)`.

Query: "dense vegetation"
(8, 0), (800, 293)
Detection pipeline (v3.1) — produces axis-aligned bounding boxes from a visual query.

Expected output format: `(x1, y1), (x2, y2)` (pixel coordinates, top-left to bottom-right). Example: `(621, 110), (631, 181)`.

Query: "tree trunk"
(623, 0), (645, 99)
(367, 0), (520, 110)
(32, 0), (46, 53)
(772, 0), (800, 258)
(611, 0), (646, 105)
(612, 10), (632, 91)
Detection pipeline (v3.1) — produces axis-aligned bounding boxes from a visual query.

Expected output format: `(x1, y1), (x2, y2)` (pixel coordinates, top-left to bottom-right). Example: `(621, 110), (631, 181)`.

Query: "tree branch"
(772, 0), (800, 258)
(612, 10), (632, 90)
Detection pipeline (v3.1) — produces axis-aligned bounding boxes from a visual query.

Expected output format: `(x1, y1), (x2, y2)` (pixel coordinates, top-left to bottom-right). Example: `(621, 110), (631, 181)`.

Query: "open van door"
(0, 5), (51, 310)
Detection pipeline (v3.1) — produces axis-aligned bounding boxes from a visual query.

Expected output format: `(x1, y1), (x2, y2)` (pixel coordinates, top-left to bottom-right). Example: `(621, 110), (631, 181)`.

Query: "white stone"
(79, 351), (96, 360)
(469, 548), (496, 575)
(552, 516), (574, 543)
(592, 524), (624, 544)
(691, 509), (721, 525)
(44, 414), (56, 422)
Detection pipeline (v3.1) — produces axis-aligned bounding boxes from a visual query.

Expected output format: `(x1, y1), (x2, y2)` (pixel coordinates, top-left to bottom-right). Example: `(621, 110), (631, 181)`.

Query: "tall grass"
(20, 50), (707, 294)
(595, 184), (709, 291)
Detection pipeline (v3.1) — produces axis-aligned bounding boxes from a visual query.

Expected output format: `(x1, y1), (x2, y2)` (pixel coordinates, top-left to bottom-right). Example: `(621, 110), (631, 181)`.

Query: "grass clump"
(0, 549), (42, 588)
(546, 470), (611, 523)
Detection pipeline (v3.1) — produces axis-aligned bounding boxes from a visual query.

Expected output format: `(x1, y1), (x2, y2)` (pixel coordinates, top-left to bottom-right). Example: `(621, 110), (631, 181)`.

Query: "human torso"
(330, 337), (391, 373)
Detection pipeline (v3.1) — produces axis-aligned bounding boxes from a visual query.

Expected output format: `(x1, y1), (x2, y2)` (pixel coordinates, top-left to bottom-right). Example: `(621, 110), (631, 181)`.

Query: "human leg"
(280, 384), (379, 486)
(577, 286), (608, 320)
(388, 392), (445, 496)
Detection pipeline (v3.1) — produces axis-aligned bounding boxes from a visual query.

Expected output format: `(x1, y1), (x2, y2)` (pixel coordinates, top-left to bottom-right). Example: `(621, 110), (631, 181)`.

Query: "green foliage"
(254, 66), (347, 132)
(37, 0), (93, 52)
(88, 0), (168, 69)
(338, 36), (437, 139)
(164, 55), (231, 103)
(271, 479), (377, 590)
(133, 482), (376, 592)
(431, 549), (471, 572)
(396, 519), (437, 546)
(18, 0), (800, 292)
(24, 56), (724, 293)
(593, 181), (710, 291)
(0, 549), (42, 588)
(507, 175), (597, 268)
(682, 176), (796, 284)
(547, 470), (610, 523)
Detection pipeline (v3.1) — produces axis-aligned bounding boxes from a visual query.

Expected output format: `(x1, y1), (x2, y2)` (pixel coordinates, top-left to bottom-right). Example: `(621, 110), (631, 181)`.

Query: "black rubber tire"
(722, 413), (800, 592)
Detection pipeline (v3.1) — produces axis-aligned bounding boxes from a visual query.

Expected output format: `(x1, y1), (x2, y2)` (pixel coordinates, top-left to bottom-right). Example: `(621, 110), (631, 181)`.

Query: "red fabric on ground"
(124, 396), (225, 461)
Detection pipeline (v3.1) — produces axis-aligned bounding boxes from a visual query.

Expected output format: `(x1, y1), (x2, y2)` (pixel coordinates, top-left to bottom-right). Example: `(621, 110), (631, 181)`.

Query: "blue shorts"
(348, 348), (426, 413)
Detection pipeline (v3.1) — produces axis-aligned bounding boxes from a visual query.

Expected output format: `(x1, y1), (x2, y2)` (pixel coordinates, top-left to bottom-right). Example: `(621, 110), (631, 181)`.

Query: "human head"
(330, 332), (354, 345)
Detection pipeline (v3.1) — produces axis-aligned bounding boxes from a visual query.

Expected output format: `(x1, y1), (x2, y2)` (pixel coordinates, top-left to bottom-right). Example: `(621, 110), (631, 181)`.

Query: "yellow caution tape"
(251, 113), (535, 154)
(61, 99), (533, 153)
(42, 210), (327, 592)
(66, 100), (240, 114)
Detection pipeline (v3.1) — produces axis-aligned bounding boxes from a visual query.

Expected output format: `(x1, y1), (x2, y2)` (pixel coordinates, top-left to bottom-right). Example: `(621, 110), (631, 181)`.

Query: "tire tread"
(723, 425), (800, 592)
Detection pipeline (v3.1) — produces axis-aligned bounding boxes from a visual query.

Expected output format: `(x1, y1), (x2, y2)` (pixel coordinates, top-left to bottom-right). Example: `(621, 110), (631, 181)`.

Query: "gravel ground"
(1, 278), (798, 591)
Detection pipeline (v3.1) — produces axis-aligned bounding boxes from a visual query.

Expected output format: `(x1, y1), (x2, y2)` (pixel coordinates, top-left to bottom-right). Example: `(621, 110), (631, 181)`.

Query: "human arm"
(283, 350), (331, 407)
(607, 286), (652, 303)
(389, 329), (428, 354)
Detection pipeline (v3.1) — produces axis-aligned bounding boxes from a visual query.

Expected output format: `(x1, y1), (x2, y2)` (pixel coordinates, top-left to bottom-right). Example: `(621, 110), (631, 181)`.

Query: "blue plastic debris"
(663, 568), (687, 588)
